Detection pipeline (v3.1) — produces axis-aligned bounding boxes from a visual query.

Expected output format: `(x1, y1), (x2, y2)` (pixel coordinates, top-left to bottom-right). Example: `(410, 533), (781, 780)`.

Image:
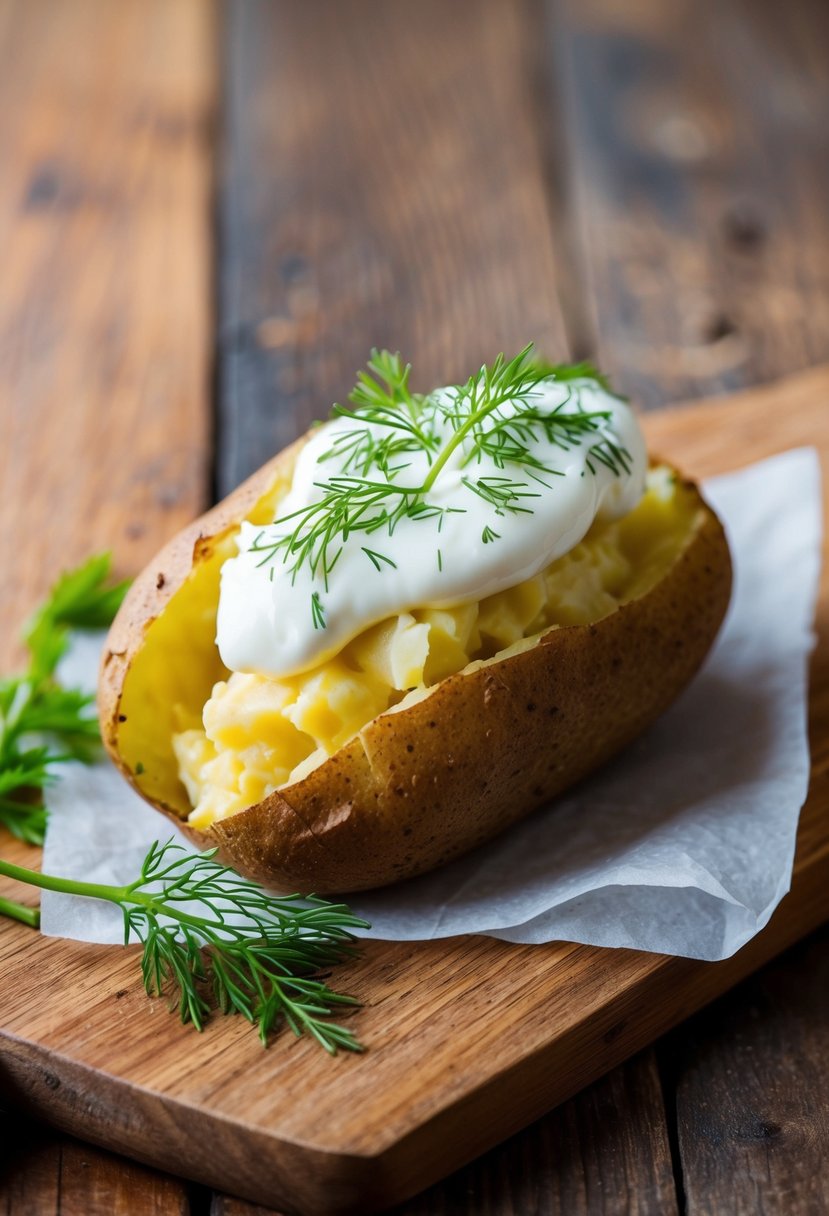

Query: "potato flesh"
(174, 467), (691, 830)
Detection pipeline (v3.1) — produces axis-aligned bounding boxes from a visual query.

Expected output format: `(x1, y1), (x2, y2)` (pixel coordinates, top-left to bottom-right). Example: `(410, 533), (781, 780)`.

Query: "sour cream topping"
(216, 376), (647, 678)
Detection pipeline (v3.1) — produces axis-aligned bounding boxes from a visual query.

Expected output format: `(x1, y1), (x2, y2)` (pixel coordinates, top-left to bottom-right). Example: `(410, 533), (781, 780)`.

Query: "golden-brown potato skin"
(100, 460), (731, 895)
(99, 447), (288, 735)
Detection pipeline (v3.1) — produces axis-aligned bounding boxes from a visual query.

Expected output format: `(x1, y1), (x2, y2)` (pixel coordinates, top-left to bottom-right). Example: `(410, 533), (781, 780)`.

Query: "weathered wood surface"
(392, 1051), (679, 1216)
(549, 0), (829, 409)
(0, 0), (214, 670)
(0, 1111), (192, 1216)
(0, 0), (214, 1211)
(218, 0), (570, 491)
(0, 0), (828, 1213)
(211, 1052), (677, 1216)
(667, 924), (829, 1216)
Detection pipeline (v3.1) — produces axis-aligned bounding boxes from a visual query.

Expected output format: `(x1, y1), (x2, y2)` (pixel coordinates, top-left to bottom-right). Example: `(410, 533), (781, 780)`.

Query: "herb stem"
(417, 389), (517, 491)
(418, 348), (543, 490)
(0, 894), (40, 928)
(418, 412), (475, 492)
(0, 860), (222, 936)
(0, 856), (128, 905)
(324, 382), (542, 503)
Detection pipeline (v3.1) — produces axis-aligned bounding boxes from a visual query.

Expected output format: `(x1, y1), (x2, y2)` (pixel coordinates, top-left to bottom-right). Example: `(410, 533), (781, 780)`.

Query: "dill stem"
(0, 894), (40, 928)
(419, 401), (490, 493)
(0, 856), (129, 905)
(419, 387), (533, 492)
(124, 892), (232, 935)
(0, 857), (243, 937)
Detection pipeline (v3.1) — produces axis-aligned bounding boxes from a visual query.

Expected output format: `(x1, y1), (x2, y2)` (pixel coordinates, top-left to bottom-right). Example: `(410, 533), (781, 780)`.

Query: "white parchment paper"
(41, 448), (822, 961)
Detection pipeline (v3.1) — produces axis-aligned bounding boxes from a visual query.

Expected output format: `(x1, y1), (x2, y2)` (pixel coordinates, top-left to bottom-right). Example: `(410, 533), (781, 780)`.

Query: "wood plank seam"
(657, 1039), (690, 1216)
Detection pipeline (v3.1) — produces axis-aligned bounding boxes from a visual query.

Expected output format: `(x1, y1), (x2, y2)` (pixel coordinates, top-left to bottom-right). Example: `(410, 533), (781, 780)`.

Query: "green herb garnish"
(0, 839), (366, 1052)
(310, 589), (327, 630)
(248, 346), (630, 624)
(0, 554), (130, 844)
(0, 562), (366, 1051)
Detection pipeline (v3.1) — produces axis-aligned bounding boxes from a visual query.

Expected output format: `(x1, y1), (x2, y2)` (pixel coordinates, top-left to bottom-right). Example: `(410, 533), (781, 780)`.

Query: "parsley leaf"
(0, 554), (130, 844)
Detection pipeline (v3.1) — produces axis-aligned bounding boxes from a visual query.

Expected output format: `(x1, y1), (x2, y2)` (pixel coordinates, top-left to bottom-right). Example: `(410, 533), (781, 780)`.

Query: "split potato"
(100, 436), (731, 894)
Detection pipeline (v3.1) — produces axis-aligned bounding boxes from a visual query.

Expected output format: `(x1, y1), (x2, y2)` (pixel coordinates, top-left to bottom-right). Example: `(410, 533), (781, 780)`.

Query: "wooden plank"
(0, 0), (215, 668)
(218, 0), (571, 491)
(0, 0), (215, 1207)
(550, 5), (829, 1208)
(212, 1195), (283, 1216)
(645, 376), (829, 1211)
(666, 928), (829, 1215)
(211, 1052), (678, 1216)
(1, 368), (828, 1215)
(0, 1113), (191, 1216)
(392, 1051), (678, 1215)
(548, 0), (829, 409)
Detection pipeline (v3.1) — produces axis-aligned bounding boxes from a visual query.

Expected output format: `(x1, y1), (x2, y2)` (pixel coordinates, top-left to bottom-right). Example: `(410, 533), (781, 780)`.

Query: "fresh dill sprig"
(347, 349), (424, 423)
(321, 350), (438, 479)
(362, 547), (398, 572)
(0, 554), (130, 844)
(0, 840), (367, 1052)
(252, 345), (630, 622)
(461, 475), (541, 515)
(249, 481), (464, 589)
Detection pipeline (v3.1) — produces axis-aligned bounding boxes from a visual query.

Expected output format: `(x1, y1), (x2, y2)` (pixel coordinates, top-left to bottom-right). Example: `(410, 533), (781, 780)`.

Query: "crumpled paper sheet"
(41, 447), (822, 962)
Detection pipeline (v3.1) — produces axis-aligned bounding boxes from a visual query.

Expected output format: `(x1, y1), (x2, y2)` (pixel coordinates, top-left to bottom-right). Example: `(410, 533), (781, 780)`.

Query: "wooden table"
(1, 0), (828, 1212)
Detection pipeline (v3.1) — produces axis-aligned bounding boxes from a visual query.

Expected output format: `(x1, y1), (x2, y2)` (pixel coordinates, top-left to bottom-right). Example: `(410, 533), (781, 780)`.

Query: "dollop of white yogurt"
(216, 376), (647, 678)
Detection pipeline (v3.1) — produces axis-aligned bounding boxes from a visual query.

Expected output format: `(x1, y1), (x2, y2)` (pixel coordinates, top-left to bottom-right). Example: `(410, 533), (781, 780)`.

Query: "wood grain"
(0, 367), (828, 1214)
(548, 0), (829, 409)
(0, 1112), (192, 1216)
(212, 1052), (677, 1216)
(0, 0), (215, 1209)
(0, 0), (215, 668)
(666, 924), (829, 1215)
(213, 1196), (282, 1216)
(218, 0), (570, 491)
(391, 1051), (678, 1216)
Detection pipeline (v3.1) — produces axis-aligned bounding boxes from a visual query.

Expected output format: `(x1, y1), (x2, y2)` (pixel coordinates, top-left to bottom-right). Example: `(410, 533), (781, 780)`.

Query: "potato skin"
(100, 458), (732, 894)
(99, 447), (287, 733)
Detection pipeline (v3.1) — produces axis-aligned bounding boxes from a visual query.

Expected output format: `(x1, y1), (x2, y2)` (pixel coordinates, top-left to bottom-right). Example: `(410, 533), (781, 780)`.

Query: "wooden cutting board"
(1, 366), (828, 1216)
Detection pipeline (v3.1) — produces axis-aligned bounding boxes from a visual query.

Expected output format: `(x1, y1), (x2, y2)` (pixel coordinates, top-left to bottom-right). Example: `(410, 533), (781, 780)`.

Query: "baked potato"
(100, 355), (731, 893)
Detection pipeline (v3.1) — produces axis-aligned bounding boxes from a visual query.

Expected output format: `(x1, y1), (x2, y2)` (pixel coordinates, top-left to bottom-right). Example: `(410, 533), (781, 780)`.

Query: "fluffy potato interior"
(145, 465), (696, 830)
